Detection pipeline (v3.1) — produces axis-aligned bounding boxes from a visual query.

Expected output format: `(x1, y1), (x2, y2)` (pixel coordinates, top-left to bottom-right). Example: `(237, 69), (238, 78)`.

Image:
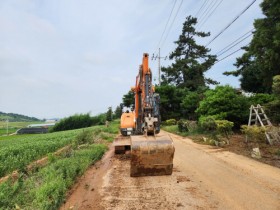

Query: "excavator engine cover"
(130, 134), (175, 177)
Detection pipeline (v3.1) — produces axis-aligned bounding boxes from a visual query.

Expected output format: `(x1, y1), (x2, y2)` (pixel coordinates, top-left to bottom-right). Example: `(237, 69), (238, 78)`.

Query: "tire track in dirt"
(61, 131), (280, 210)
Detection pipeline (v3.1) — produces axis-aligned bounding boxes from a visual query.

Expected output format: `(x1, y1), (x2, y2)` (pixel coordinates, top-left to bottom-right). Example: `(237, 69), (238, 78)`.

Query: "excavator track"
(130, 134), (175, 177)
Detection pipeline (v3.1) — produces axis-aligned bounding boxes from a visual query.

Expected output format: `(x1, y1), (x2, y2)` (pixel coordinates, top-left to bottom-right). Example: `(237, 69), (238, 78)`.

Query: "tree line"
(122, 0), (280, 129)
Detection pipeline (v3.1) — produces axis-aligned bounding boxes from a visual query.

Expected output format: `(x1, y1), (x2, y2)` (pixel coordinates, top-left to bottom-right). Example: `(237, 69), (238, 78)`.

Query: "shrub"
(241, 125), (267, 143)
(248, 93), (275, 106)
(215, 120), (234, 144)
(178, 120), (188, 132)
(177, 120), (197, 132)
(50, 113), (94, 132)
(196, 85), (249, 127)
(73, 129), (93, 146)
(199, 116), (217, 131)
(165, 119), (177, 126)
(92, 113), (106, 126)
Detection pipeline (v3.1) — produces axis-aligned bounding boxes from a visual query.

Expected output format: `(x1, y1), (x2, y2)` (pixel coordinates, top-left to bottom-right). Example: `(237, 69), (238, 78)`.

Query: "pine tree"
(161, 16), (217, 91)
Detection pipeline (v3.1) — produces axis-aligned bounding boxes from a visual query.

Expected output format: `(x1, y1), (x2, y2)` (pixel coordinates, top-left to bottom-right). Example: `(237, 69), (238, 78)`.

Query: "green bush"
(196, 85), (249, 127)
(177, 120), (197, 132)
(199, 116), (217, 131)
(91, 113), (107, 125)
(248, 93), (275, 106)
(241, 125), (266, 143)
(50, 113), (94, 132)
(73, 129), (93, 146)
(165, 119), (177, 126)
(178, 119), (188, 132)
(215, 120), (234, 144)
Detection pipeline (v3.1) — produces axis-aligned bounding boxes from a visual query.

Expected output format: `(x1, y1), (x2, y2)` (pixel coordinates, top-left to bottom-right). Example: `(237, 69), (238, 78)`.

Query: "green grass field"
(0, 120), (119, 210)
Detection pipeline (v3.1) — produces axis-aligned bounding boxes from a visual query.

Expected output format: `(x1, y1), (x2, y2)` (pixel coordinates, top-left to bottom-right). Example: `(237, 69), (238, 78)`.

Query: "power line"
(198, 0), (224, 30)
(216, 30), (254, 56)
(160, 0), (184, 49)
(195, 0), (210, 18)
(197, 0), (218, 26)
(215, 44), (249, 64)
(217, 33), (252, 57)
(206, 0), (257, 46)
(197, 0), (213, 21)
(155, 0), (177, 51)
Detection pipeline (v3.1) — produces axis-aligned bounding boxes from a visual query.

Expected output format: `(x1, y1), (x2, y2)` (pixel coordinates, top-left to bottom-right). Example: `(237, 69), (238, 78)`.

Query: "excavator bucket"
(130, 134), (175, 177)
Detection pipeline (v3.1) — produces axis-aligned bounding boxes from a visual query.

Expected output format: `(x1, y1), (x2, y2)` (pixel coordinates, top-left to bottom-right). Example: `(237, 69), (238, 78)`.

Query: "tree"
(196, 85), (249, 127)
(122, 90), (134, 108)
(224, 0), (280, 93)
(266, 75), (280, 123)
(50, 113), (93, 132)
(114, 105), (122, 119)
(161, 15), (217, 91)
(106, 107), (113, 121)
(181, 87), (206, 120)
(155, 85), (186, 120)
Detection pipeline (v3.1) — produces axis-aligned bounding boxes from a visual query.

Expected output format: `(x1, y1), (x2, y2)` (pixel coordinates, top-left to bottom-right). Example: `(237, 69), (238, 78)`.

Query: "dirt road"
(61, 131), (280, 210)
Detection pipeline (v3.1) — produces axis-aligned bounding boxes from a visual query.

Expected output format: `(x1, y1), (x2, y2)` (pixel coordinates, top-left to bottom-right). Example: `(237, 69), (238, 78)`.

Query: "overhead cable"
(206, 0), (257, 46)
(197, 0), (218, 26)
(160, 0), (184, 49)
(198, 0), (224, 30)
(195, 0), (210, 18)
(155, 0), (178, 51)
(215, 44), (249, 64)
(216, 30), (254, 56)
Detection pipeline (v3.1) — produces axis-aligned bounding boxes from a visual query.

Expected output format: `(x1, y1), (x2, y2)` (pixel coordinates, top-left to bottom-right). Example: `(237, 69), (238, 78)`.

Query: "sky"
(0, 0), (264, 119)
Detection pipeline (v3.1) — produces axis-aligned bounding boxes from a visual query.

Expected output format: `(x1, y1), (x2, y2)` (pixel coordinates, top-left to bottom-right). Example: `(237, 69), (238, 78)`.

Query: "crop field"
(0, 129), (79, 177)
(0, 122), (119, 209)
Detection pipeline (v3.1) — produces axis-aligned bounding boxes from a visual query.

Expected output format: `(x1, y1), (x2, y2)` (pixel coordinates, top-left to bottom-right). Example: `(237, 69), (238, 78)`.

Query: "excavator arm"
(130, 53), (175, 177)
(133, 53), (160, 135)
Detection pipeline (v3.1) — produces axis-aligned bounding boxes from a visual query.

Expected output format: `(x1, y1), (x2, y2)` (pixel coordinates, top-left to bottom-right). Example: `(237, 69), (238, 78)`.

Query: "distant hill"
(0, 111), (41, 122)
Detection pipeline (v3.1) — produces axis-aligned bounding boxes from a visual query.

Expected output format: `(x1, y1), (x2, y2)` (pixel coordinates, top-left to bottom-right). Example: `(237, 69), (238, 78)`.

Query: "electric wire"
(197, 0), (213, 21)
(217, 34), (252, 57)
(198, 0), (224, 30)
(215, 44), (249, 64)
(155, 0), (178, 52)
(206, 0), (257, 46)
(160, 0), (184, 49)
(195, 0), (210, 18)
(216, 30), (254, 56)
(197, 0), (218, 27)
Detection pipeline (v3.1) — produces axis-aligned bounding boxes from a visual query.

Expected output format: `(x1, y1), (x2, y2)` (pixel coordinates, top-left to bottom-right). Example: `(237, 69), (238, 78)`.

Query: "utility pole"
(6, 119), (9, 135)
(151, 48), (167, 86)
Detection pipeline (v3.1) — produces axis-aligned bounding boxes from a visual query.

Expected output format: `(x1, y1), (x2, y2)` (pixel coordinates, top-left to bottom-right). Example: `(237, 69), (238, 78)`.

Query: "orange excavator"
(115, 53), (175, 177)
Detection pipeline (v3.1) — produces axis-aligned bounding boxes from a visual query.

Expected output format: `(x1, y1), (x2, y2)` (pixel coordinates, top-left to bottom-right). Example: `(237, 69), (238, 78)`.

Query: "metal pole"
(158, 48), (161, 86)
(6, 119), (9, 135)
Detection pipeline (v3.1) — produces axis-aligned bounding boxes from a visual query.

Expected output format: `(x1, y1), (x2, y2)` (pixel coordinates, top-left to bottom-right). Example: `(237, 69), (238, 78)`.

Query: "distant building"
(17, 127), (48, 134)
(45, 119), (59, 123)
(28, 123), (55, 128)
(17, 122), (56, 134)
